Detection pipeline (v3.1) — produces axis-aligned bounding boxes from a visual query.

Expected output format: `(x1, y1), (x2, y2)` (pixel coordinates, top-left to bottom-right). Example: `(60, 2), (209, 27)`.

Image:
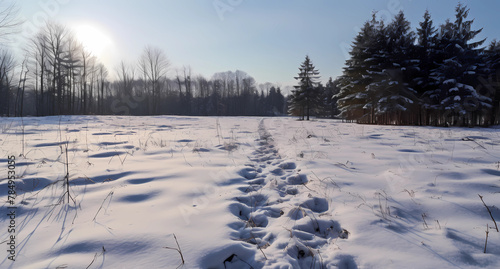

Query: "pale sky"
(9, 0), (500, 87)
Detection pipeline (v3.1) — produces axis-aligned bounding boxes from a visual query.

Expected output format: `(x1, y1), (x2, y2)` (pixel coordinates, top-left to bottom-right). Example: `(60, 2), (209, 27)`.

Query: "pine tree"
(359, 16), (387, 124)
(336, 15), (380, 122)
(320, 77), (339, 118)
(267, 86), (286, 115)
(315, 82), (326, 117)
(375, 11), (418, 125)
(335, 4), (495, 126)
(290, 55), (321, 120)
(484, 40), (500, 124)
(276, 88), (286, 115)
(415, 9), (438, 125)
(430, 4), (490, 126)
(337, 12), (418, 124)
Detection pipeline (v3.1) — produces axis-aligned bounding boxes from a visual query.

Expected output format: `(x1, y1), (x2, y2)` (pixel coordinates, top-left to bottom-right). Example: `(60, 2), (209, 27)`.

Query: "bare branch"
(0, 0), (22, 42)
(478, 194), (499, 232)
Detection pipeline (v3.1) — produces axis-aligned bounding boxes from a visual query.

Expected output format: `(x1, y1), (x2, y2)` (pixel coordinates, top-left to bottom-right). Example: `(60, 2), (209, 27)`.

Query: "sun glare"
(74, 24), (113, 59)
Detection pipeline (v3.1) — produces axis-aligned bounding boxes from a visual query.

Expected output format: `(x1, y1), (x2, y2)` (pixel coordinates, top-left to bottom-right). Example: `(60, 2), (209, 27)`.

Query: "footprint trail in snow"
(219, 119), (349, 268)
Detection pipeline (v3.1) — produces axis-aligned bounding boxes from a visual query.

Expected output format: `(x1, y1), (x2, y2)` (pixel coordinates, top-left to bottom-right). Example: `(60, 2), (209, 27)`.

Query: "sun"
(74, 24), (113, 59)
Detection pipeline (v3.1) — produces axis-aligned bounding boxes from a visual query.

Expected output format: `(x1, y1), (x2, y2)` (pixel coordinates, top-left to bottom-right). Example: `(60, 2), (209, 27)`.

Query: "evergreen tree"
(319, 77), (339, 118)
(276, 88), (286, 115)
(372, 11), (418, 125)
(483, 40), (500, 124)
(430, 4), (490, 126)
(290, 55), (321, 120)
(337, 12), (418, 124)
(267, 86), (286, 115)
(415, 9), (437, 125)
(335, 4), (495, 126)
(336, 15), (380, 122)
(315, 82), (325, 117)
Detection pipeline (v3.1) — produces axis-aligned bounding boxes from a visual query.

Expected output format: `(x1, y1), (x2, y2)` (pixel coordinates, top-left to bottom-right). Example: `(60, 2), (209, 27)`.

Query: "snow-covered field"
(1, 116), (500, 268)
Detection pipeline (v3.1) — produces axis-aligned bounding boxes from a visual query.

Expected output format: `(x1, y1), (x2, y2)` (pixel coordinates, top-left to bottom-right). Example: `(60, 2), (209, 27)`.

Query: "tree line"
(111, 66), (286, 116)
(335, 4), (500, 126)
(2, 3), (500, 126)
(0, 7), (286, 117)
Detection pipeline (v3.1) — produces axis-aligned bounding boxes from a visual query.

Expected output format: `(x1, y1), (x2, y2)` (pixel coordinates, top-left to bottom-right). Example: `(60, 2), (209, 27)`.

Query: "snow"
(394, 103), (407, 111)
(355, 92), (367, 99)
(443, 79), (456, 85)
(457, 83), (476, 92)
(444, 57), (457, 64)
(1, 116), (500, 268)
(366, 70), (384, 75)
(455, 43), (465, 52)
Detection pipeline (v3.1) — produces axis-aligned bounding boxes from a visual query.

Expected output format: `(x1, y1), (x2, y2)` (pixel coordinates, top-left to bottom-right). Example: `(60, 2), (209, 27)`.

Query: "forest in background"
(1, 3), (500, 127)
(0, 20), (288, 117)
(333, 4), (500, 126)
(0, 2), (290, 117)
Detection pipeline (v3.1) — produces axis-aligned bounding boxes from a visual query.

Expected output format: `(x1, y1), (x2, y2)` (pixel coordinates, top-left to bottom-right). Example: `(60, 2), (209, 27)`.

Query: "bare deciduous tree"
(27, 32), (48, 115)
(138, 45), (170, 114)
(0, 48), (14, 115)
(0, 1), (19, 115)
(43, 21), (70, 114)
(0, 0), (21, 42)
(116, 61), (135, 98)
(96, 63), (108, 114)
(25, 21), (110, 115)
